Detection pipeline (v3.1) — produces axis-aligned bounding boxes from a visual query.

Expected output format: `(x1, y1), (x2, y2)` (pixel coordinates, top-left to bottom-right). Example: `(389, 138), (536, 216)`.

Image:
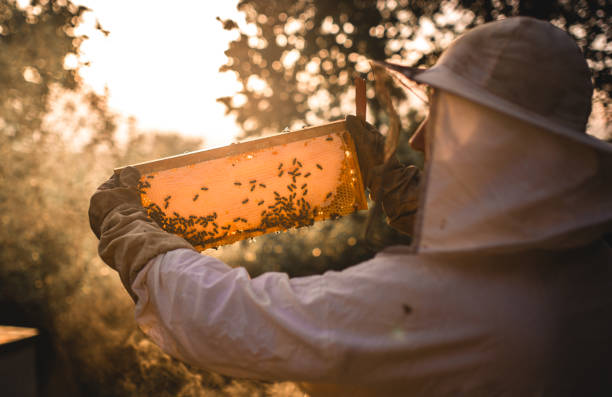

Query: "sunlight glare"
(73, 0), (245, 149)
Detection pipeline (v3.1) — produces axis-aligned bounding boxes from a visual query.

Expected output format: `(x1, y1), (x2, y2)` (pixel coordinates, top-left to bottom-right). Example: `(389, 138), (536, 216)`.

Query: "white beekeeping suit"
(89, 17), (612, 397)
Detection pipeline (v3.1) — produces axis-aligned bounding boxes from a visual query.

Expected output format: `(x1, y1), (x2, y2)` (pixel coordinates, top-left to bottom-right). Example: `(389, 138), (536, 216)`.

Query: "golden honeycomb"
(116, 119), (367, 251)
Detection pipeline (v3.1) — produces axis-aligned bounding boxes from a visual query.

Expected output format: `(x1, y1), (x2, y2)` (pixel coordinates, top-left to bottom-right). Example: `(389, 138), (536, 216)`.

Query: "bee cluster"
(137, 154), (336, 250)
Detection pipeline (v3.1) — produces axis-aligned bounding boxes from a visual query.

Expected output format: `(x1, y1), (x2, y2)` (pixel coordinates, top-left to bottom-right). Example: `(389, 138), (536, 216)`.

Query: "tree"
(0, 0), (84, 139)
(218, 0), (610, 139)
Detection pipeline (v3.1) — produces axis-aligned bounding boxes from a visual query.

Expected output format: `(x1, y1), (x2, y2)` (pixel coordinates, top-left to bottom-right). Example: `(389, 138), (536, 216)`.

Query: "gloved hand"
(345, 115), (385, 189)
(89, 167), (195, 301)
(345, 115), (421, 234)
(89, 167), (142, 239)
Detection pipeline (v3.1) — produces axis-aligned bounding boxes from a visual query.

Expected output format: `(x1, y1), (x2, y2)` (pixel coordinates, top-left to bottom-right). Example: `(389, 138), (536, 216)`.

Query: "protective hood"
(413, 91), (612, 254)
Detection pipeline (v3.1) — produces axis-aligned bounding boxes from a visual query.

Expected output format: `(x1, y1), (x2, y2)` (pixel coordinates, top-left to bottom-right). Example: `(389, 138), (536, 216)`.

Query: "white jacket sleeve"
(131, 247), (415, 383)
(130, 245), (612, 395)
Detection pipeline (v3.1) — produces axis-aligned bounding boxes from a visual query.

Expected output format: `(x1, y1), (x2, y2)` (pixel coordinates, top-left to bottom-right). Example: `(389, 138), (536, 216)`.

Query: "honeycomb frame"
(115, 118), (367, 251)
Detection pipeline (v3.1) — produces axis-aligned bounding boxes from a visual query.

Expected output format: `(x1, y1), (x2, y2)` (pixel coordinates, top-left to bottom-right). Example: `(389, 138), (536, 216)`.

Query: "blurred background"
(0, 0), (609, 396)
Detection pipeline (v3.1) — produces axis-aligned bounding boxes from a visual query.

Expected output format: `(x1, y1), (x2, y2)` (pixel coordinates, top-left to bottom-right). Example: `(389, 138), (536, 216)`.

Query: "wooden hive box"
(0, 326), (39, 397)
(116, 118), (367, 251)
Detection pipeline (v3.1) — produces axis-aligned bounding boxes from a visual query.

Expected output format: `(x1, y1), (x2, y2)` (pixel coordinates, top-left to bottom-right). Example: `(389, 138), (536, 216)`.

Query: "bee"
(146, 175), (155, 179)
(249, 180), (257, 184)
(326, 136), (333, 141)
(250, 185), (256, 191)
(242, 198), (249, 204)
(304, 172), (311, 178)
(292, 158), (297, 165)
(316, 164), (323, 170)
(259, 183), (266, 188)
(303, 189), (308, 195)
(278, 170), (284, 177)
(234, 182), (242, 186)
(326, 192), (333, 199)
(258, 200), (264, 206)
(201, 186), (208, 191)
(278, 162), (283, 169)
(297, 161), (302, 167)
(193, 194), (199, 201)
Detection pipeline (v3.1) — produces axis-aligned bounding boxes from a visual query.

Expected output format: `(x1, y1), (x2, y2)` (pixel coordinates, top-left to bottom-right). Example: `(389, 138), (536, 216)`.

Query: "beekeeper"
(89, 17), (612, 396)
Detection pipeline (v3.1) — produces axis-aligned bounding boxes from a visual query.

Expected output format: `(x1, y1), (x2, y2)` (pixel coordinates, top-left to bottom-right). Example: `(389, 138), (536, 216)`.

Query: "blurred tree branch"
(218, 0), (610, 139)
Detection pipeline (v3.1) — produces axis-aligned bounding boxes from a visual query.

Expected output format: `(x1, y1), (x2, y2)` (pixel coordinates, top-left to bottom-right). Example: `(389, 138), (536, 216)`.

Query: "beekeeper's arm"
(131, 247), (410, 382)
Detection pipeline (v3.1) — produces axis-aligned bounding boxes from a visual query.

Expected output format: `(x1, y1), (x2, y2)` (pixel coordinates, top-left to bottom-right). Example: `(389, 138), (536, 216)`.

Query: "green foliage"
(0, 0), (85, 139)
(218, 0), (610, 138)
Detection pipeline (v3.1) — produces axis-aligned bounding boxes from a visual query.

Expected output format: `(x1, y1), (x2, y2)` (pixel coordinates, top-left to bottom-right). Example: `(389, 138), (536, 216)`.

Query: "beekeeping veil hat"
(382, 16), (612, 253)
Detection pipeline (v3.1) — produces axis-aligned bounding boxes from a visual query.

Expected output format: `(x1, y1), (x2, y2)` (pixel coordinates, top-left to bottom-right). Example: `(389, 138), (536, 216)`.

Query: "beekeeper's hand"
(89, 167), (194, 301)
(345, 115), (421, 234)
(345, 115), (385, 188)
(89, 167), (142, 239)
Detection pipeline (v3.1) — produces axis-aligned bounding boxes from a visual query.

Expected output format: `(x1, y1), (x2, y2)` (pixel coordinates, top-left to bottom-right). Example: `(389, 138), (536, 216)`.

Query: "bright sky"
(73, 0), (244, 148)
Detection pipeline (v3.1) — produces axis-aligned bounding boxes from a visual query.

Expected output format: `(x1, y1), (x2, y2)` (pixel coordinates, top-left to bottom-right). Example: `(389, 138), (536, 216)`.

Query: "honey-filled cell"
(116, 119), (367, 251)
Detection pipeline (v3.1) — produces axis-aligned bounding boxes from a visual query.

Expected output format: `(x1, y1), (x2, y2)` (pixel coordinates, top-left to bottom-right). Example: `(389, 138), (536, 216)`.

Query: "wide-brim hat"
(378, 17), (612, 154)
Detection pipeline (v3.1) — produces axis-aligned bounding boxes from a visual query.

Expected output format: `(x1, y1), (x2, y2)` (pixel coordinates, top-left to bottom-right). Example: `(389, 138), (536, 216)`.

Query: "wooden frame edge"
(115, 119), (348, 175)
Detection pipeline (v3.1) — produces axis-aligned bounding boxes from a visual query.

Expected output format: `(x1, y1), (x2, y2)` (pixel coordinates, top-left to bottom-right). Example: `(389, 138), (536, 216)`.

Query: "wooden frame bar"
(116, 119), (348, 175)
